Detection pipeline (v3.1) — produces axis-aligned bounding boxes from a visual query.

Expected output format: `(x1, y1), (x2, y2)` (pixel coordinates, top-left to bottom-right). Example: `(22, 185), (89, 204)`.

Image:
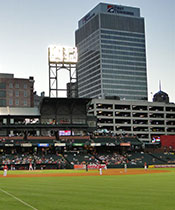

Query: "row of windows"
(122, 95), (147, 100)
(78, 64), (100, 81)
(102, 74), (147, 81)
(79, 78), (101, 92)
(102, 78), (147, 86)
(102, 82), (147, 91)
(78, 68), (100, 82)
(101, 49), (145, 58)
(8, 99), (28, 106)
(102, 58), (146, 67)
(103, 88), (147, 96)
(8, 90), (28, 97)
(101, 34), (145, 44)
(87, 90), (101, 98)
(101, 39), (145, 48)
(78, 58), (100, 73)
(101, 44), (145, 53)
(78, 30), (99, 49)
(78, 33), (99, 53)
(78, 68), (100, 84)
(0, 99), (28, 106)
(78, 31), (100, 55)
(78, 52), (100, 68)
(101, 29), (145, 39)
(78, 50), (99, 63)
(78, 64), (100, 79)
(81, 89), (101, 98)
(78, 36), (99, 51)
(102, 64), (146, 72)
(79, 74), (100, 87)
(102, 53), (146, 62)
(102, 69), (147, 76)
(78, 40), (100, 57)
(79, 84), (101, 97)
(9, 83), (28, 89)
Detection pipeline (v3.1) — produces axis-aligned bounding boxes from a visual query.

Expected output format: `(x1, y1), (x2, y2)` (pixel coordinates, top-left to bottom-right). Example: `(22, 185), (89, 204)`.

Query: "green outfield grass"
(0, 169), (175, 210)
(0, 169), (95, 175)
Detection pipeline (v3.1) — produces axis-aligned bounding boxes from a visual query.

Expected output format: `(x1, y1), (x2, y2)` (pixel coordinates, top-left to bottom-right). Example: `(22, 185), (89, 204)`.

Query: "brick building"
(0, 73), (34, 107)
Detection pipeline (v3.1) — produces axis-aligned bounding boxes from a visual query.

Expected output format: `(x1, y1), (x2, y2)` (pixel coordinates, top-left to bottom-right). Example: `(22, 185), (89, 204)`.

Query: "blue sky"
(0, 0), (174, 102)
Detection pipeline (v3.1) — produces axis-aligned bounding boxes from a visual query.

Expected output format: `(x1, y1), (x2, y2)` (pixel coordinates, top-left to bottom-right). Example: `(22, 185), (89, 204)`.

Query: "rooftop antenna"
(159, 80), (161, 91)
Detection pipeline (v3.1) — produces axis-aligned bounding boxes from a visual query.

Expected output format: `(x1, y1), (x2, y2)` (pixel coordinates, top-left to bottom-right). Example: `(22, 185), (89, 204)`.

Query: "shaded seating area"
(64, 151), (98, 165)
(150, 153), (175, 164)
(127, 152), (165, 167)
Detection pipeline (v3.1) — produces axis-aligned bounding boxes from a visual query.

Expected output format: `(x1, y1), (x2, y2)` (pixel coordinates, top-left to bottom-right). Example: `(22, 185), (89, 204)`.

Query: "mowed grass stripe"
(0, 187), (38, 210)
(0, 169), (93, 175)
(0, 170), (175, 210)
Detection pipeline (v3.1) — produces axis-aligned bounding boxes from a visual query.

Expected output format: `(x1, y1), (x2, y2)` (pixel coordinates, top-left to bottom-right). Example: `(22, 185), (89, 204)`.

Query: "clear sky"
(0, 0), (174, 102)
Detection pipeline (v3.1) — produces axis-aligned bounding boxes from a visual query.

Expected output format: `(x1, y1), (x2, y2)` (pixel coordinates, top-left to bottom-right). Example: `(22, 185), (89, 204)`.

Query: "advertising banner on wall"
(74, 164), (106, 170)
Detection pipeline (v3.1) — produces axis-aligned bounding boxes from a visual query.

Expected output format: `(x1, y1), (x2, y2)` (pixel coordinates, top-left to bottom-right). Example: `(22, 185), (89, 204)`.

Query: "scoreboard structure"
(48, 46), (77, 98)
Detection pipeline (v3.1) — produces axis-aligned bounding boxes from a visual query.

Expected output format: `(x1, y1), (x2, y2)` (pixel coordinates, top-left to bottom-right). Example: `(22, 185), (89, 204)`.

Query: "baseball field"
(0, 168), (175, 210)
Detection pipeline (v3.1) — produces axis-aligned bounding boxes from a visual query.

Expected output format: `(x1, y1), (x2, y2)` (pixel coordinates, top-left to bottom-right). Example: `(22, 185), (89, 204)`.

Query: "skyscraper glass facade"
(75, 3), (148, 100)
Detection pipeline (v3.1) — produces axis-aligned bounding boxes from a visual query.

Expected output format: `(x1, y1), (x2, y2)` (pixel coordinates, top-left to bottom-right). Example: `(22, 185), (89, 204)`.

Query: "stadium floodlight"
(48, 45), (77, 64)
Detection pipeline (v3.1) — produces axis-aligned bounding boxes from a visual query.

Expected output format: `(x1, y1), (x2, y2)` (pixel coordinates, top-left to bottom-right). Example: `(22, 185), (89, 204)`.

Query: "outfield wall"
(74, 164), (106, 170)
(149, 164), (175, 168)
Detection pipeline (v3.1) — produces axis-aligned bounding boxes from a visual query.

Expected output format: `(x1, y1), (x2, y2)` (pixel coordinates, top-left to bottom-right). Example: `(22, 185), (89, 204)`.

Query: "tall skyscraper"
(75, 3), (148, 101)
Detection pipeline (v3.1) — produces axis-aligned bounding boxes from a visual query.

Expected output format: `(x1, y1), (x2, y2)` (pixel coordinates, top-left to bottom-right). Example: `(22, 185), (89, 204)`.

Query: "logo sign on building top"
(78, 3), (140, 28)
(107, 4), (134, 16)
(82, 12), (95, 25)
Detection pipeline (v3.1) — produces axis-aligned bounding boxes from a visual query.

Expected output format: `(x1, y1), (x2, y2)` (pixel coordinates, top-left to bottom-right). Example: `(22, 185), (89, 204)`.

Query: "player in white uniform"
(3, 165), (8, 176)
(124, 163), (127, 173)
(99, 164), (102, 175)
(29, 162), (33, 170)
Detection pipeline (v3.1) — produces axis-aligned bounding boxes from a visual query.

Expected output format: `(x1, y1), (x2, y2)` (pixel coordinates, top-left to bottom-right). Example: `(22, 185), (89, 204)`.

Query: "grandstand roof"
(40, 97), (91, 109)
(0, 107), (40, 116)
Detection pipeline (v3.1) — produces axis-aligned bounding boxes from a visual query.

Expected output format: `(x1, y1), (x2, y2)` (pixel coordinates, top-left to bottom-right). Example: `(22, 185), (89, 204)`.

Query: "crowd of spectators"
(97, 152), (126, 165)
(0, 152), (68, 170)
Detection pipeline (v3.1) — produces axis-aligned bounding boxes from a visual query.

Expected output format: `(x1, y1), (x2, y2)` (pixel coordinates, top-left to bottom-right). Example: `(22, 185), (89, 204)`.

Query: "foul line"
(0, 188), (38, 210)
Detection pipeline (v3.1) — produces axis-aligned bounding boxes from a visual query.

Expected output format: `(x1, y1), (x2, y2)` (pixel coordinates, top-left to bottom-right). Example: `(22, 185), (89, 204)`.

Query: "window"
(24, 84), (27, 89)
(9, 90), (13, 97)
(24, 99), (27, 106)
(15, 90), (19, 97)
(0, 90), (6, 97)
(24, 90), (27, 97)
(15, 99), (19, 106)
(9, 83), (13, 88)
(0, 99), (6, 106)
(15, 83), (19, 88)
(0, 83), (6, 89)
(9, 98), (13, 106)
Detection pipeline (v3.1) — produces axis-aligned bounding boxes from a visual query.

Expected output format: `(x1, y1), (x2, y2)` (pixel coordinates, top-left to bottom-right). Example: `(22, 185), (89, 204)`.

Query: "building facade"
(0, 73), (34, 107)
(75, 3), (148, 100)
(66, 82), (78, 98)
(88, 99), (175, 142)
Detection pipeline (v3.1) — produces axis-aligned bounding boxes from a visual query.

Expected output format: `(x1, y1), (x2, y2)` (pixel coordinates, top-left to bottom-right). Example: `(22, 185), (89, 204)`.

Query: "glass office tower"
(75, 3), (148, 100)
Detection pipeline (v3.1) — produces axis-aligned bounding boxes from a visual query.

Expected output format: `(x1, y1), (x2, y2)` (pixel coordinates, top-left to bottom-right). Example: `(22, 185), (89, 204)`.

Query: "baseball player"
(29, 162), (33, 170)
(124, 163), (127, 173)
(3, 165), (8, 176)
(144, 162), (147, 171)
(99, 163), (102, 175)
